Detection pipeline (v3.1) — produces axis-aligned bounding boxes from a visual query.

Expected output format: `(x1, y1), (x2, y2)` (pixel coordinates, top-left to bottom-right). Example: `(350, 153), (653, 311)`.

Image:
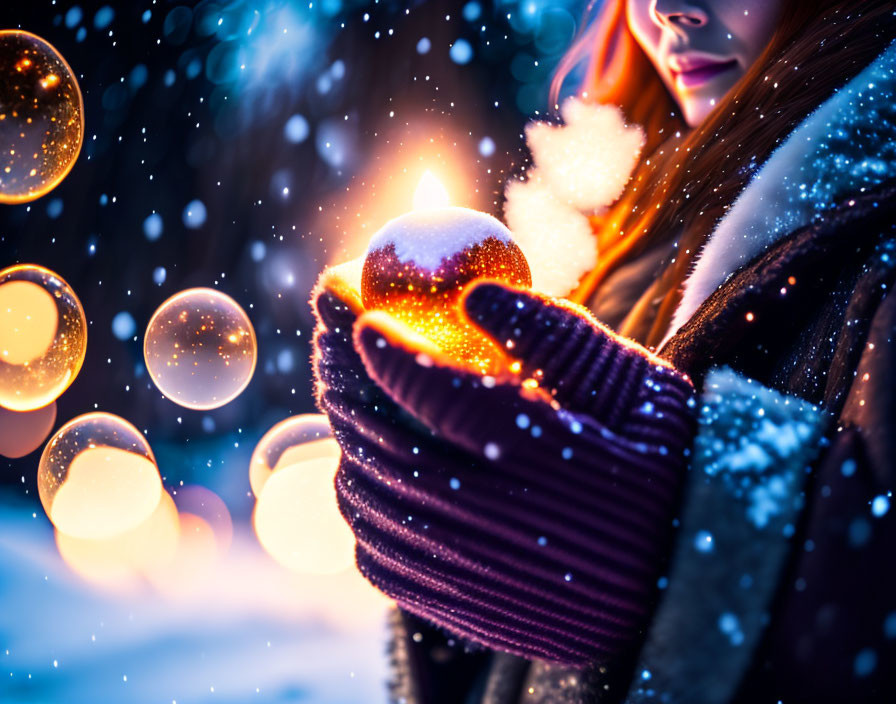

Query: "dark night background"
(1, 0), (586, 505)
(0, 2), (589, 701)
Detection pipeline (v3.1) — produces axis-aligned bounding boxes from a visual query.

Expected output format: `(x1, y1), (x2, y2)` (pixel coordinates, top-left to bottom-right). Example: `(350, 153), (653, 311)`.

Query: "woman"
(313, 1), (896, 701)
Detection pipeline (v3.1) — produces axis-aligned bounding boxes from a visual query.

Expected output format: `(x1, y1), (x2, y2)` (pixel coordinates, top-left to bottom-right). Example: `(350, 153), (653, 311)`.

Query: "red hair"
(549, 0), (682, 155)
(548, 0), (896, 346)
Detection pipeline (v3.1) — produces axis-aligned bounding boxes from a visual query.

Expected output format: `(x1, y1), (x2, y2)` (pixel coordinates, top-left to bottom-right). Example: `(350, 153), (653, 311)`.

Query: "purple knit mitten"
(312, 278), (696, 665)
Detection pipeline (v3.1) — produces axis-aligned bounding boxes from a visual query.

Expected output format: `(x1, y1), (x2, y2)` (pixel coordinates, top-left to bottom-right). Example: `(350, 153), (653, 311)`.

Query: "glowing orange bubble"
(0, 401), (56, 458)
(38, 412), (163, 540)
(249, 413), (335, 497)
(361, 176), (530, 374)
(0, 30), (84, 204)
(143, 288), (257, 410)
(253, 437), (355, 575)
(0, 264), (87, 411)
(55, 491), (180, 592)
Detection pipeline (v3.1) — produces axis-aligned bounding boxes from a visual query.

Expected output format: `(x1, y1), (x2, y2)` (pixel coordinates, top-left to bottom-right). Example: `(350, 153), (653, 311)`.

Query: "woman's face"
(626, 0), (781, 127)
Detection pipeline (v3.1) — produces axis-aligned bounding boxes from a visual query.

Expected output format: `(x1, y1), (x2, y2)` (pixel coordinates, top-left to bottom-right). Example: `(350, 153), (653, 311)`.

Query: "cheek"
(625, 0), (663, 68)
(719, 1), (781, 62)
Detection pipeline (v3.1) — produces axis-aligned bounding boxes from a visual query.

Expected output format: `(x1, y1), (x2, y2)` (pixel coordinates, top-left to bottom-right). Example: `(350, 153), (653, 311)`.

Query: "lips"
(670, 57), (739, 88)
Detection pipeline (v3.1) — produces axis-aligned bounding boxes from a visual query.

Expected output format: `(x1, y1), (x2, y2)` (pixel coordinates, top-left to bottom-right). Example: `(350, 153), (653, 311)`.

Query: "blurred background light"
(1, 0), (593, 700)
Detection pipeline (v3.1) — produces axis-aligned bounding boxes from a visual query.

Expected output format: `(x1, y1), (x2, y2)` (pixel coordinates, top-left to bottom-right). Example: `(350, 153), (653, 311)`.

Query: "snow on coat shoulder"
(504, 98), (644, 297)
(665, 37), (896, 344)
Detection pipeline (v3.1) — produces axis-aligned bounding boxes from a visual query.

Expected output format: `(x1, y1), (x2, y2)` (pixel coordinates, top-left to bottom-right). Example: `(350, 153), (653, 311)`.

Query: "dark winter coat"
(382, 37), (896, 704)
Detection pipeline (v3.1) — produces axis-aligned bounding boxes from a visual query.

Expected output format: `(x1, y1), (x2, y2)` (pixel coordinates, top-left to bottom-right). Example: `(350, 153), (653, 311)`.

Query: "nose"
(652, 0), (708, 30)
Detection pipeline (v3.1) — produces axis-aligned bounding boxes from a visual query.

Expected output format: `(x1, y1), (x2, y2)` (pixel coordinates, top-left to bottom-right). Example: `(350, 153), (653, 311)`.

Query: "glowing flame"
(412, 171), (450, 210)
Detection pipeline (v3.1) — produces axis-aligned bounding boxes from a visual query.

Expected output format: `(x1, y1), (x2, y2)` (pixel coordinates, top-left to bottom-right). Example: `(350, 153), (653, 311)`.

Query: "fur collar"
(664, 38), (896, 344)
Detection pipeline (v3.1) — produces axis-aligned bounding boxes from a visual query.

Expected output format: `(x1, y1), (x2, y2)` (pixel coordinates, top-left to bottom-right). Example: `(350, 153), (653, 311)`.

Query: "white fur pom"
(524, 99), (645, 212)
(503, 98), (644, 297)
(504, 172), (596, 297)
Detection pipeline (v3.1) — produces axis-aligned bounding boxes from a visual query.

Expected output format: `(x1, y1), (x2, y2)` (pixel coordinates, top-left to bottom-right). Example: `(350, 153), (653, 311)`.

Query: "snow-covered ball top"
(366, 206), (513, 272)
(361, 204), (530, 374)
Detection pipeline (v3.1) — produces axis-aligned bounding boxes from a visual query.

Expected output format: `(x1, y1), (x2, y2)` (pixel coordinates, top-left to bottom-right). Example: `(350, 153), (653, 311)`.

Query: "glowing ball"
(55, 491), (180, 592)
(0, 30), (83, 204)
(249, 413), (334, 497)
(0, 401), (56, 458)
(0, 264), (87, 411)
(252, 415), (353, 575)
(143, 288), (257, 410)
(38, 412), (164, 540)
(361, 206), (531, 373)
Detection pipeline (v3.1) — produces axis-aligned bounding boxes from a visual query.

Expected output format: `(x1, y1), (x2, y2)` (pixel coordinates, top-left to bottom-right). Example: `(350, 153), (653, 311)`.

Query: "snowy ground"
(0, 500), (391, 704)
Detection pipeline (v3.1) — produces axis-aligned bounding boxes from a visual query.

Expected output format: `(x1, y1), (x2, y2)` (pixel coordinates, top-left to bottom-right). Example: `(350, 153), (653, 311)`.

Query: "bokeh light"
(0, 401), (56, 458)
(252, 415), (353, 575)
(0, 1), (595, 699)
(0, 264), (87, 411)
(249, 413), (335, 497)
(0, 30), (84, 203)
(148, 512), (219, 599)
(173, 484), (234, 553)
(55, 491), (180, 592)
(38, 412), (163, 540)
(143, 288), (257, 410)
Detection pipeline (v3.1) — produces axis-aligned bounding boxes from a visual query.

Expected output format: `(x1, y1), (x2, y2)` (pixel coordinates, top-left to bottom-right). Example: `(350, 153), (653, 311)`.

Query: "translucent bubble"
(38, 412), (163, 540)
(0, 401), (56, 458)
(0, 264), (87, 411)
(249, 413), (335, 497)
(0, 31), (84, 204)
(251, 414), (354, 575)
(143, 288), (257, 410)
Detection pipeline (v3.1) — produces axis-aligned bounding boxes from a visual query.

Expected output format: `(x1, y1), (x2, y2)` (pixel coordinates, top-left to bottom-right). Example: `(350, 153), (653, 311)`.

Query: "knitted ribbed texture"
(312, 279), (696, 666)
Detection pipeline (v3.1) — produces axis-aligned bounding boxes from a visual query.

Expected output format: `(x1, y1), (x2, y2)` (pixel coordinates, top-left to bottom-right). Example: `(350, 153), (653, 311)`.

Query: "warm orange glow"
(253, 444), (355, 575)
(50, 446), (163, 539)
(0, 401), (56, 459)
(0, 279), (58, 365)
(0, 30), (84, 204)
(412, 171), (451, 210)
(309, 119), (488, 268)
(274, 438), (342, 472)
(0, 264), (87, 411)
(39, 412), (163, 540)
(55, 491), (180, 591)
(250, 414), (336, 498)
(361, 215), (531, 374)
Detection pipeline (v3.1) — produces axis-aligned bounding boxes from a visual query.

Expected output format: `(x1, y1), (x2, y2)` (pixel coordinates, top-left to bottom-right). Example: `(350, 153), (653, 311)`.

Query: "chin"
(681, 101), (716, 127)
(675, 74), (742, 127)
